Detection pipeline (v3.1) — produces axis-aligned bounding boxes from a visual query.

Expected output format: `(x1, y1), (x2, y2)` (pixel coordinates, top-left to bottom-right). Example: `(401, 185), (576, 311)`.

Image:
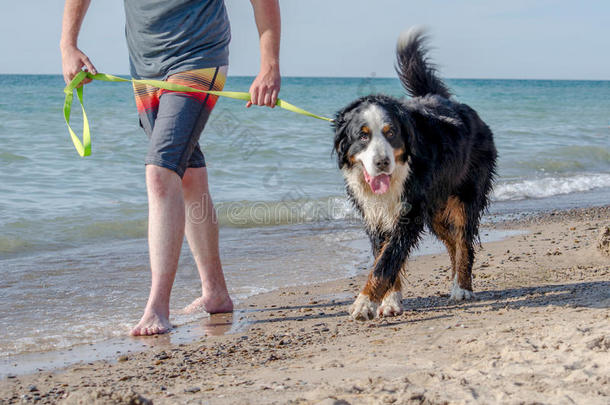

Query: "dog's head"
(333, 95), (412, 195)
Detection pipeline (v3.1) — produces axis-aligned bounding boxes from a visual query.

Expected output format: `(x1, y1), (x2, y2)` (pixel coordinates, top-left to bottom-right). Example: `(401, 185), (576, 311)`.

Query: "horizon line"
(1, 73), (609, 82)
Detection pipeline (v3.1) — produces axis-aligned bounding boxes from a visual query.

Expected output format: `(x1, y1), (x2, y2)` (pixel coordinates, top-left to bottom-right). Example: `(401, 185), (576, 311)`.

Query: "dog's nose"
(374, 156), (390, 172)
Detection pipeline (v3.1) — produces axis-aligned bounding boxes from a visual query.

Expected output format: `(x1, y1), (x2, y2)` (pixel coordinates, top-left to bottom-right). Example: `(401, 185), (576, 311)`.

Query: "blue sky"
(2, 0), (609, 79)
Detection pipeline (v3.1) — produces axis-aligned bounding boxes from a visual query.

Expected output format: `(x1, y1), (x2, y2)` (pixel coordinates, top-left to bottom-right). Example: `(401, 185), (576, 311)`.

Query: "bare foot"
(182, 294), (233, 315)
(130, 309), (172, 336)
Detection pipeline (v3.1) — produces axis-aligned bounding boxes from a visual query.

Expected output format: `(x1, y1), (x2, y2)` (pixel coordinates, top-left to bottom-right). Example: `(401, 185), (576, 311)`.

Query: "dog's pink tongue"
(368, 174), (390, 194)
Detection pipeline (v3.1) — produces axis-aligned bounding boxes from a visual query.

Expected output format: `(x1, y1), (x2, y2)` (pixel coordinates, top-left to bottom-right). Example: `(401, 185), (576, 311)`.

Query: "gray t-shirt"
(124, 0), (231, 79)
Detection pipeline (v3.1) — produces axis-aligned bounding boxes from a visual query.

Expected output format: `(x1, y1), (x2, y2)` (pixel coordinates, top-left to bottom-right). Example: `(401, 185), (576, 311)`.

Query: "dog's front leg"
(378, 271), (404, 317)
(350, 212), (424, 321)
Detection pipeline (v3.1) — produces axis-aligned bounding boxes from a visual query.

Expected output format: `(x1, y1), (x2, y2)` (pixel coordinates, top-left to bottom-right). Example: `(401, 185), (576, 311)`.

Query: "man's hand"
(247, 64), (280, 108)
(247, 0), (281, 108)
(60, 0), (95, 86)
(61, 45), (97, 86)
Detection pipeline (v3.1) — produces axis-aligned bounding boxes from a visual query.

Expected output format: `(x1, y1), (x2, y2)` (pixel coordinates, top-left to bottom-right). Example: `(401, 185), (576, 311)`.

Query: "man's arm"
(60, 0), (97, 85)
(247, 0), (281, 108)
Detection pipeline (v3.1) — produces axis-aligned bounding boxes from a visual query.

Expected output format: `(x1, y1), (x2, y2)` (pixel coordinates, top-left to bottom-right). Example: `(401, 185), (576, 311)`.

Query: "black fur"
(333, 29), (497, 311)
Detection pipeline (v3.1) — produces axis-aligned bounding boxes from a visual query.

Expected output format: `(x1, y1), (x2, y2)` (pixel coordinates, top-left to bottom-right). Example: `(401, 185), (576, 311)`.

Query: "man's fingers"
(270, 89), (279, 108)
(83, 57), (97, 76)
(65, 69), (80, 85)
(249, 87), (259, 107)
(247, 81), (280, 108)
(61, 47), (98, 87)
(246, 101), (253, 108)
(263, 91), (272, 107)
(256, 86), (266, 106)
(77, 68), (90, 88)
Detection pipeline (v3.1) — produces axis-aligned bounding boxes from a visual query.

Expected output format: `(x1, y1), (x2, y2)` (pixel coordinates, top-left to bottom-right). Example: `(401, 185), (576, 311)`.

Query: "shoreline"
(1, 205), (609, 404)
(0, 227), (523, 377)
(0, 227), (524, 379)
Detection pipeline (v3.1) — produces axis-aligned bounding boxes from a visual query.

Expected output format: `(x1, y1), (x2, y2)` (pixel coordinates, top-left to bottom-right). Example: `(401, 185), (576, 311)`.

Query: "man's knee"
(146, 164), (181, 198)
(182, 167), (208, 193)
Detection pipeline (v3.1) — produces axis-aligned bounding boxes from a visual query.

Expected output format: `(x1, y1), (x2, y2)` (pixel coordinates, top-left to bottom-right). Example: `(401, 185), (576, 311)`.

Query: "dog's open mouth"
(363, 168), (391, 194)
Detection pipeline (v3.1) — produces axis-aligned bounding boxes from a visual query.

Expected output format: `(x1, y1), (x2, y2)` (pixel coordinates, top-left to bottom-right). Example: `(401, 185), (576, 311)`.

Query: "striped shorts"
(132, 66), (228, 177)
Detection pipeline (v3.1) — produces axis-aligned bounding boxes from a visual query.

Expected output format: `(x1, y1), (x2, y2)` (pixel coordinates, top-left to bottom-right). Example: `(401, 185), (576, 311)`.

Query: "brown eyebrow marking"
(382, 124), (392, 133)
(361, 126), (370, 134)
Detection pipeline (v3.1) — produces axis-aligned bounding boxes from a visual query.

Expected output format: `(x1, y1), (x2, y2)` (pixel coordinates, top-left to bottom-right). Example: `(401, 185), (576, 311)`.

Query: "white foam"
(493, 173), (610, 201)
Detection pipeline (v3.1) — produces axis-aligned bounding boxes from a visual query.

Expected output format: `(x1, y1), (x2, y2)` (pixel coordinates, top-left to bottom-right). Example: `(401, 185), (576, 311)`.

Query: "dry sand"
(1, 206), (609, 405)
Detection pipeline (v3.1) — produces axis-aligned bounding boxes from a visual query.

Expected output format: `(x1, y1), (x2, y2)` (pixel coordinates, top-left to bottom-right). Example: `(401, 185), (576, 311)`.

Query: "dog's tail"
(396, 27), (451, 99)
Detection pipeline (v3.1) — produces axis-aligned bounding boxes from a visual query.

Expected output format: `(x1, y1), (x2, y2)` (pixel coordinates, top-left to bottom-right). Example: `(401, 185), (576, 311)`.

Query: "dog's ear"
(332, 103), (358, 169)
(332, 119), (349, 169)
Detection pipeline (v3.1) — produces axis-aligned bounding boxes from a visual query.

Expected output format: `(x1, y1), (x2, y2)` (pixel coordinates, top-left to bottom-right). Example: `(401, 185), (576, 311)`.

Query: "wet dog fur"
(332, 28), (497, 320)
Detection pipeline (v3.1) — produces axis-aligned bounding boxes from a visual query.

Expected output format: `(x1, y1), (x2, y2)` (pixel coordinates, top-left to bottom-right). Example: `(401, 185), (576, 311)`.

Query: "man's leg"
(131, 165), (185, 336)
(181, 167), (233, 314)
(130, 66), (229, 335)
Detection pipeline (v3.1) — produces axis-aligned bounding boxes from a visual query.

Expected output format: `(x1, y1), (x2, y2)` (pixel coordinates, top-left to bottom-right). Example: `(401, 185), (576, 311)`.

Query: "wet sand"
(1, 206), (609, 404)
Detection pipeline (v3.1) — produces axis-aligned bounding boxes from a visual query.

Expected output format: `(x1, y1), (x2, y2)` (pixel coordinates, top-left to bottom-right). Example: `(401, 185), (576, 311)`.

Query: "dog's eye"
(359, 133), (369, 141)
(386, 130), (394, 138)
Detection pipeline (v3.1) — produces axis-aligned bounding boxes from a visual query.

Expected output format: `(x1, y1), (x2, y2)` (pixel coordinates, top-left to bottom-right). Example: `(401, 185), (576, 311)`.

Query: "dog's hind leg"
(451, 234), (475, 301)
(431, 213), (457, 277)
(436, 196), (476, 301)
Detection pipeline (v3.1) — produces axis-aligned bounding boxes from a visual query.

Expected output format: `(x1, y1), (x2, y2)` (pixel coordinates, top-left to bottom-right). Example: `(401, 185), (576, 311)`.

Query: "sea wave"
(493, 173), (610, 201)
(215, 196), (357, 228)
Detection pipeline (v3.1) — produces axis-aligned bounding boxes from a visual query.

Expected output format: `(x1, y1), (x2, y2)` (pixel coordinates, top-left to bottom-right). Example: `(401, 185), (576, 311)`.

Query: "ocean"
(0, 75), (609, 372)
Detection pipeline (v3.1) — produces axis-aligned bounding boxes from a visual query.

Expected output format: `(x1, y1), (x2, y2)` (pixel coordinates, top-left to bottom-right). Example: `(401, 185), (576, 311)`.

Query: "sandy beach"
(1, 205), (608, 404)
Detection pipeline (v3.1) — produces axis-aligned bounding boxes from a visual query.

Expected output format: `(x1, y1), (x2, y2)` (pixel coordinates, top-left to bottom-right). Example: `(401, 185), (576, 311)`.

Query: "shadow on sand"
(241, 280), (610, 327)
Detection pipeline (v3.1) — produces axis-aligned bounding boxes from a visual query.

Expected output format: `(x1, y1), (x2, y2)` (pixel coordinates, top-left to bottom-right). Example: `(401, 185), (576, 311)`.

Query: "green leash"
(63, 71), (333, 157)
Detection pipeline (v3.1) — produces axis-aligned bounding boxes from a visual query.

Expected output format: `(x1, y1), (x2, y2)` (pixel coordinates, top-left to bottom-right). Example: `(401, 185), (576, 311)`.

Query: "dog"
(333, 28), (497, 320)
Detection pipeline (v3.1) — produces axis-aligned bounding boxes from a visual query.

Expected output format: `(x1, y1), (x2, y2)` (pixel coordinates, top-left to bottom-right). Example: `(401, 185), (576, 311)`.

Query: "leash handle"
(63, 71), (91, 156)
(63, 71), (333, 157)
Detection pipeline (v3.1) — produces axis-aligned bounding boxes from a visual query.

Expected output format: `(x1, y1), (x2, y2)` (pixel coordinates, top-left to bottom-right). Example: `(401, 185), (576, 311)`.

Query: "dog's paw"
(450, 282), (476, 302)
(377, 291), (403, 317)
(350, 293), (378, 321)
